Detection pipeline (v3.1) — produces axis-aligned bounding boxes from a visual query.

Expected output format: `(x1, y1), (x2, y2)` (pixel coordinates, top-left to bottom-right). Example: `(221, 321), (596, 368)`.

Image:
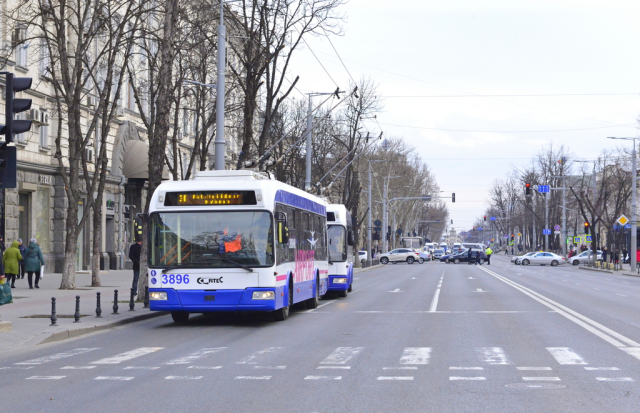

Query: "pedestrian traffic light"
(2, 72), (33, 143)
(525, 183), (531, 195)
(452, 193), (455, 203)
(0, 143), (17, 188)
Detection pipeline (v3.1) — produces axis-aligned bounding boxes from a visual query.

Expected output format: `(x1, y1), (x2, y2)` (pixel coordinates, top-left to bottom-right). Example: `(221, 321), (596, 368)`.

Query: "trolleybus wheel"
(171, 311), (189, 324)
(348, 283), (353, 292)
(306, 275), (320, 309)
(273, 281), (293, 321)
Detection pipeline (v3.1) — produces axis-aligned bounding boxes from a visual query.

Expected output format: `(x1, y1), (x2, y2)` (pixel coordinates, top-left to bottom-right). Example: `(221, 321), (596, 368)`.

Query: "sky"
(285, 0), (640, 231)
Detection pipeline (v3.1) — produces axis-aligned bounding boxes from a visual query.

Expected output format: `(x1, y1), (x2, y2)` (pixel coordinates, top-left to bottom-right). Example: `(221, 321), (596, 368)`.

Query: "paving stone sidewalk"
(0, 270), (161, 352)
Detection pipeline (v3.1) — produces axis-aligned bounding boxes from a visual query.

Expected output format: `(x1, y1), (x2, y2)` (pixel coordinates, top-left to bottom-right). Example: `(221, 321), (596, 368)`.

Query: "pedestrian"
(3, 241), (22, 289)
(0, 235), (6, 256)
(17, 238), (26, 280)
(637, 248), (640, 269)
(25, 238), (45, 289)
(467, 248), (473, 265)
(485, 246), (493, 265)
(518, 243), (523, 253)
(474, 251), (480, 265)
(128, 239), (142, 296)
(602, 247), (608, 264)
(622, 247), (628, 264)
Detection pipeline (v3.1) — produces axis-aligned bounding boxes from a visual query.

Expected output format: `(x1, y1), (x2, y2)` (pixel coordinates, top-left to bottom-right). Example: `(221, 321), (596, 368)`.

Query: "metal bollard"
(73, 295), (81, 323)
(129, 288), (135, 311)
(112, 289), (119, 314)
(96, 292), (102, 318)
(143, 286), (149, 308)
(50, 297), (58, 326)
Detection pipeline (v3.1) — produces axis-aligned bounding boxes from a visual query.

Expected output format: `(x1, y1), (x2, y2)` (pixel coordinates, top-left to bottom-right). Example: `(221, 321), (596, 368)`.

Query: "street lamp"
(574, 159), (598, 265)
(608, 137), (639, 271)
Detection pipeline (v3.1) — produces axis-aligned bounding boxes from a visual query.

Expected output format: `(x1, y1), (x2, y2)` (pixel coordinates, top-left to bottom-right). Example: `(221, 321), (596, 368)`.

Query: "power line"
(322, 28), (357, 85)
(300, 37), (339, 89)
(378, 122), (637, 134)
(382, 93), (640, 98)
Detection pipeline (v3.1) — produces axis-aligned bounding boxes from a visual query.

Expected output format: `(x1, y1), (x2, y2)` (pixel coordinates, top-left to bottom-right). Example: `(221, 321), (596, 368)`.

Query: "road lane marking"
(123, 366), (160, 370)
(450, 377), (486, 381)
(320, 347), (364, 365)
(596, 377), (634, 381)
(26, 376), (65, 380)
(478, 267), (640, 348)
(165, 348), (227, 365)
(476, 347), (510, 365)
(188, 366), (223, 370)
(517, 367), (552, 371)
(165, 376), (203, 380)
(475, 288), (487, 292)
(91, 348), (164, 365)
(377, 376), (414, 380)
(389, 288), (402, 293)
(546, 348), (587, 365)
(384, 367), (417, 370)
(317, 366), (351, 370)
(522, 377), (561, 381)
(305, 376), (342, 380)
(236, 347), (284, 365)
(593, 288), (601, 291)
(253, 366), (286, 370)
(60, 366), (96, 370)
(16, 348), (100, 365)
(617, 294), (627, 297)
(94, 376), (134, 381)
(585, 367), (619, 371)
(399, 348), (431, 365)
(450, 367), (483, 370)
(235, 376), (271, 380)
(0, 367), (34, 370)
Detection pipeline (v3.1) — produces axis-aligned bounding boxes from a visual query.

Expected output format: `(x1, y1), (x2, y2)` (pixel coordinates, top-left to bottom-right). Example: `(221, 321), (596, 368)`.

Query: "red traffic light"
(584, 222), (590, 228)
(525, 183), (531, 195)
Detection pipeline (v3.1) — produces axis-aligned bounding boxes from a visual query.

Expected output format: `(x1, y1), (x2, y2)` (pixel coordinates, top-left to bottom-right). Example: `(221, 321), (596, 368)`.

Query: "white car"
(378, 248), (421, 265)
(569, 251), (602, 266)
(511, 252), (536, 265)
(519, 252), (566, 266)
(419, 248), (432, 262)
(358, 250), (368, 265)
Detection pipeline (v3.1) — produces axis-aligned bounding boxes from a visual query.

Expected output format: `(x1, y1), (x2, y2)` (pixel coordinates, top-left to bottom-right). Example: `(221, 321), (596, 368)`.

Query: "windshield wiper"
(160, 266), (183, 274)
(218, 258), (254, 273)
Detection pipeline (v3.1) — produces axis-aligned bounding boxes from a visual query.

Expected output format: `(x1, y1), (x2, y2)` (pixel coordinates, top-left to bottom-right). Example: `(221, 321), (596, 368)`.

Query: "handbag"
(0, 281), (12, 305)
(40, 265), (44, 280)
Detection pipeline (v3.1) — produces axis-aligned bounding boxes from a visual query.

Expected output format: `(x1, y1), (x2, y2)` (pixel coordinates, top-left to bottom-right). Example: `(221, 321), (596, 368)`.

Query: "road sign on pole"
(542, 229), (551, 235)
(538, 185), (550, 193)
(574, 236), (581, 243)
(586, 235), (593, 242)
(490, 216), (496, 221)
(617, 214), (629, 226)
(554, 225), (561, 231)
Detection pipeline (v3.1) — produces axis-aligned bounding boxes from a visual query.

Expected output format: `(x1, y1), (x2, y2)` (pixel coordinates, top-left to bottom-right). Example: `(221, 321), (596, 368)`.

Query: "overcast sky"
(286, 0), (640, 230)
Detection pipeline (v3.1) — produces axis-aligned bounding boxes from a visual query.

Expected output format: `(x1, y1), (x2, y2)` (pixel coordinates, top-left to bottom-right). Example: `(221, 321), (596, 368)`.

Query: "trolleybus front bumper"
(327, 274), (350, 291)
(149, 287), (285, 312)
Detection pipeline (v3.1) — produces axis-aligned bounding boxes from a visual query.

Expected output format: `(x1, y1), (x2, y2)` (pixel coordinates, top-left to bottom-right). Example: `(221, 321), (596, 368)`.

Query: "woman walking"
(25, 238), (45, 289)
(3, 241), (22, 288)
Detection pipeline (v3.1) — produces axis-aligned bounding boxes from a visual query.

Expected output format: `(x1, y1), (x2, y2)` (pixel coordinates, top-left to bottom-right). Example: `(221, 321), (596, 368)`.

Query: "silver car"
(378, 248), (421, 265)
(520, 252), (566, 266)
(432, 249), (445, 260)
(511, 252), (536, 265)
(568, 251), (602, 266)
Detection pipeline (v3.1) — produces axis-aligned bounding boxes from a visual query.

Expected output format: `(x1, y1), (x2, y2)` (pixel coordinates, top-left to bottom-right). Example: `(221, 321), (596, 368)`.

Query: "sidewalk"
(0, 270), (162, 352)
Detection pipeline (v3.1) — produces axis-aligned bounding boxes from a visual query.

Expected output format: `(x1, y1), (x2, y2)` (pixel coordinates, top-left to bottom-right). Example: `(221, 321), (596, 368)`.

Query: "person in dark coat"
(467, 248), (473, 264)
(0, 236), (6, 256)
(17, 238), (27, 280)
(602, 247), (608, 264)
(129, 240), (142, 296)
(25, 239), (45, 289)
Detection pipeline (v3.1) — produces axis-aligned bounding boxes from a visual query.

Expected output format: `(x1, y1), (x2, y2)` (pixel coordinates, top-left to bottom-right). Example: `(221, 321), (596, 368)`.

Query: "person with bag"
(0, 256), (10, 305)
(17, 238), (27, 280)
(25, 238), (45, 289)
(3, 240), (22, 289)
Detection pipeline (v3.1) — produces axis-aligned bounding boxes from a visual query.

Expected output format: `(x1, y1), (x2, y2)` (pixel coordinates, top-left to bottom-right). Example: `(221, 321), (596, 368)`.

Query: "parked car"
(511, 252), (536, 265)
(433, 249), (446, 260)
(520, 252), (566, 266)
(358, 250), (368, 265)
(568, 250), (602, 266)
(378, 248), (421, 265)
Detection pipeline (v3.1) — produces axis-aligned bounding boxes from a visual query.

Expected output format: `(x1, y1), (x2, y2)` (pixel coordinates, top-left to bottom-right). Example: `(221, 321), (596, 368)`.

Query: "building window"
(36, 187), (51, 253)
(13, 27), (27, 67)
(39, 38), (51, 78)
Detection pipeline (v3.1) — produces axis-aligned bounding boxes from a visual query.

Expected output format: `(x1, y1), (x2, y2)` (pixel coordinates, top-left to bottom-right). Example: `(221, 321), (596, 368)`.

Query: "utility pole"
(545, 191), (549, 251)
(383, 181), (388, 253)
(304, 97), (313, 191)
(562, 176), (567, 257)
(215, 0), (234, 169)
(367, 163), (372, 266)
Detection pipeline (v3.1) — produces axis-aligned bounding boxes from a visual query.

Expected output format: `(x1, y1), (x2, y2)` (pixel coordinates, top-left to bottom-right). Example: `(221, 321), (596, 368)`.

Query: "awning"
(121, 140), (169, 180)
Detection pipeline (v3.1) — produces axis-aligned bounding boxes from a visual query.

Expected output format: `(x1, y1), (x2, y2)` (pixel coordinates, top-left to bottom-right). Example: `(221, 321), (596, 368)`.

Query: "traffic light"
(483, 215), (486, 222)
(511, 234), (515, 239)
(2, 73), (33, 143)
(452, 192), (455, 203)
(525, 183), (531, 195)
(0, 143), (17, 188)
(584, 222), (590, 230)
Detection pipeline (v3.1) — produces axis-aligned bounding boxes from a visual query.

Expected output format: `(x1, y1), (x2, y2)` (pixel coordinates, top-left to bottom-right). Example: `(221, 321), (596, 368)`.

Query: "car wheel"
(551, 260), (558, 267)
(454, 258), (460, 264)
(522, 259), (530, 266)
(445, 258), (450, 264)
(515, 260), (520, 265)
(380, 257), (389, 265)
(419, 258), (424, 264)
(407, 257), (415, 264)
(572, 260), (579, 266)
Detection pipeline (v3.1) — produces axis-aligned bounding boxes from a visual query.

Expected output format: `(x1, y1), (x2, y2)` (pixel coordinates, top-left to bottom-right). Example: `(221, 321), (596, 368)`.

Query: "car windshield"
(328, 225), (347, 262)
(149, 211), (274, 268)
(359, 251), (365, 256)
(435, 249), (444, 253)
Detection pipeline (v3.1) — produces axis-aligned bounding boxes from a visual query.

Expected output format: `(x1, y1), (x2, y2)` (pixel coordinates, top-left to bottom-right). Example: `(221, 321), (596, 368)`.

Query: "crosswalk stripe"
(26, 376), (65, 380)
(546, 347), (587, 365)
(91, 348), (164, 365)
(94, 376), (134, 381)
(377, 376), (414, 380)
(305, 376), (342, 380)
(16, 348), (100, 365)
(253, 366), (286, 370)
(399, 347), (431, 365)
(317, 366), (350, 369)
(450, 377), (486, 381)
(585, 367), (619, 371)
(522, 377), (561, 381)
(188, 366), (222, 370)
(123, 366), (160, 370)
(517, 367), (552, 371)
(165, 348), (227, 365)
(450, 367), (483, 370)
(236, 348), (284, 365)
(60, 366), (96, 370)
(320, 347), (364, 365)
(235, 376), (271, 380)
(384, 367), (417, 370)
(165, 376), (203, 380)
(475, 347), (509, 365)
(596, 377), (634, 382)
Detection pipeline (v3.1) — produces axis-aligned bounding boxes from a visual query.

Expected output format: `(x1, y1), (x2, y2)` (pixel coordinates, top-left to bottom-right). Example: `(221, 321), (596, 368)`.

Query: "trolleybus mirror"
(347, 230), (354, 246)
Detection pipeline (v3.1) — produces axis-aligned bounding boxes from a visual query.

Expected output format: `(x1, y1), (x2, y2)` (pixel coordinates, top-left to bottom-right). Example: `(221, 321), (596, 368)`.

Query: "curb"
(622, 273), (640, 278)
(578, 266), (613, 274)
(354, 265), (382, 274)
(39, 311), (168, 345)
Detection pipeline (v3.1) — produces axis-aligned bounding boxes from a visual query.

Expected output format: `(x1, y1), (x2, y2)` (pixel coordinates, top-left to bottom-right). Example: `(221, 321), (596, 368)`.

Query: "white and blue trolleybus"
(326, 204), (354, 297)
(148, 170), (329, 322)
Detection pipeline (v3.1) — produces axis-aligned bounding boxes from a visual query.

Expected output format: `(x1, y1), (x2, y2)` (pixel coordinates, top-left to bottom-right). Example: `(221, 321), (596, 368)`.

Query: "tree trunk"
(91, 199), (102, 287)
(60, 215), (78, 289)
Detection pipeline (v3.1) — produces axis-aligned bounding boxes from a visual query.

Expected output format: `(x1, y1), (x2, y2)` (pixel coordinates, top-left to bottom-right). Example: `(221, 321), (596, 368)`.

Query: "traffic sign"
(374, 219), (382, 227)
(554, 231), (561, 235)
(490, 216), (496, 221)
(517, 233), (521, 237)
(477, 228), (482, 231)
(574, 236), (581, 243)
(538, 185), (550, 193)
(586, 235), (593, 242)
(617, 215), (629, 226)
(554, 225), (561, 231)
(542, 229), (551, 235)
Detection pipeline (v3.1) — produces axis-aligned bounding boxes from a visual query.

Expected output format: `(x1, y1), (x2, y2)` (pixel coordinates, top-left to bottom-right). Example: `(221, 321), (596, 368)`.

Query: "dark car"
(446, 248), (487, 264)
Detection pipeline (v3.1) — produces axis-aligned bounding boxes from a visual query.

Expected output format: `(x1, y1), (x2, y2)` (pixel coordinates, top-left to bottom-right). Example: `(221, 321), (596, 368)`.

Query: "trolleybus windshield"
(149, 211), (274, 268)
(328, 225), (347, 262)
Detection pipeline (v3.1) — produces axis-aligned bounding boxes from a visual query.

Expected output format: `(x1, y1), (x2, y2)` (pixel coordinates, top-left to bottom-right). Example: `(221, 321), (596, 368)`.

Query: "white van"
(439, 242), (448, 251)
(424, 243), (435, 251)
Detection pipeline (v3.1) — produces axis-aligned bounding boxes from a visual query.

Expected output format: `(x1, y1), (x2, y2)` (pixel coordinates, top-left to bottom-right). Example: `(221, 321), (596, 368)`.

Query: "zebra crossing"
(4, 345), (637, 383)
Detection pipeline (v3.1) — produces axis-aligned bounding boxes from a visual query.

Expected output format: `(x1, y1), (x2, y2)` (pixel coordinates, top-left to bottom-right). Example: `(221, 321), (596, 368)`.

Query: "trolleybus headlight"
(150, 291), (168, 301)
(252, 291), (275, 300)
(333, 278), (347, 284)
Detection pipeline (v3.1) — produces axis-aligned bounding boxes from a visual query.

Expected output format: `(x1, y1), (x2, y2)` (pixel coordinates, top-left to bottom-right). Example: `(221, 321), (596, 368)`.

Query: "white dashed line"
(584, 367), (619, 371)
(165, 376), (203, 380)
(305, 376), (342, 380)
(60, 366), (96, 370)
(383, 367), (418, 370)
(522, 377), (561, 381)
(188, 366), (222, 370)
(450, 376), (486, 381)
(596, 377), (634, 382)
(517, 367), (552, 371)
(617, 294), (627, 297)
(26, 376), (65, 380)
(317, 366), (350, 370)
(235, 376), (271, 380)
(449, 367), (483, 370)
(253, 366), (286, 370)
(377, 376), (414, 380)
(94, 376), (134, 381)
(123, 366), (160, 370)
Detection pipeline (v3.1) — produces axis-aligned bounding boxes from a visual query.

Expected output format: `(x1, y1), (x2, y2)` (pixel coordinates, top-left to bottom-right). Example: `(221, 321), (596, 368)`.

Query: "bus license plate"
(204, 295), (215, 302)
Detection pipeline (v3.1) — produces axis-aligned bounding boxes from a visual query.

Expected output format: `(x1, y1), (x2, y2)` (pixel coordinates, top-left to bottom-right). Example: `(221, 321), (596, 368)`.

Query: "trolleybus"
(401, 236), (423, 250)
(326, 204), (354, 297)
(147, 170), (329, 322)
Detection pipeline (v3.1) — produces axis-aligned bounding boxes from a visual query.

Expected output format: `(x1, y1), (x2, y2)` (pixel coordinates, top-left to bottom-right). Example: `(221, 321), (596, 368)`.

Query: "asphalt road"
(2, 255), (640, 413)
